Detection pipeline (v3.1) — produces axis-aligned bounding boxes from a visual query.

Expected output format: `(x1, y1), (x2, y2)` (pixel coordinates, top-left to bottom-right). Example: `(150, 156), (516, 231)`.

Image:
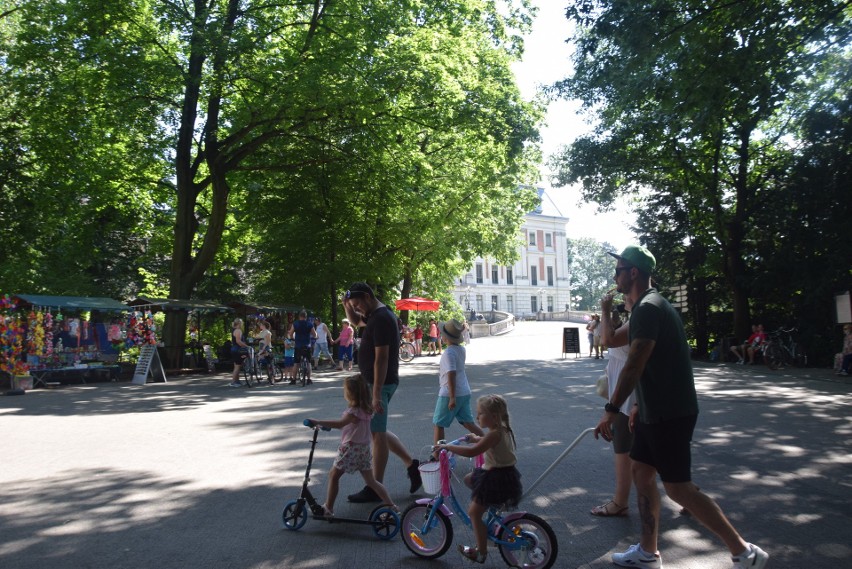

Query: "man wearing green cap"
(595, 246), (768, 569)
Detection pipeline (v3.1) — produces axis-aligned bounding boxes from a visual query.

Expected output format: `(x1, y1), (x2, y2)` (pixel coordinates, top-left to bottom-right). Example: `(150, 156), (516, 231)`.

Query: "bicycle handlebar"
(433, 436), (470, 450)
(303, 419), (332, 431)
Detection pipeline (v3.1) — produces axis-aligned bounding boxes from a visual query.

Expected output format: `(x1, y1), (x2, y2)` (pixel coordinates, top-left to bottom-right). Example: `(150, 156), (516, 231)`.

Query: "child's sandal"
(458, 544), (486, 564)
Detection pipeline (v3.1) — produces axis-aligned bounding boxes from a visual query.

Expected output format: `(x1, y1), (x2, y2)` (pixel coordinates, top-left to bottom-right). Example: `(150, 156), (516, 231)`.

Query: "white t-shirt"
(315, 323), (330, 344)
(438, 344), (471, 397)
(606, 344), (636, 414)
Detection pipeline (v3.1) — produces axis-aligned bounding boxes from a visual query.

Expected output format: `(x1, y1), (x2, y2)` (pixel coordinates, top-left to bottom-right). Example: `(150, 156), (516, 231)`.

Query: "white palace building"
(452, 188), (573, 319)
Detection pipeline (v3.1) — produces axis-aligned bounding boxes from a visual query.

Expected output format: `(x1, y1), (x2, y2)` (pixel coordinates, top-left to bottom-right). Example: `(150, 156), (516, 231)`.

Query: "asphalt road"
(2, 321), (850, 568)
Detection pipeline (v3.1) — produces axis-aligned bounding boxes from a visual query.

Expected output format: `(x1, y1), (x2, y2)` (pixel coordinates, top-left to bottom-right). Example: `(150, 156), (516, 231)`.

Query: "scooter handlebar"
(303, 419), (332, 431)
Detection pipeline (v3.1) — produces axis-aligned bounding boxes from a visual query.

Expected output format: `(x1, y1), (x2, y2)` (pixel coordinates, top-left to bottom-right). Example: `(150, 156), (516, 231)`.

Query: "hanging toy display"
(125, 310), (157, 347)
(1, 296), (29, 376)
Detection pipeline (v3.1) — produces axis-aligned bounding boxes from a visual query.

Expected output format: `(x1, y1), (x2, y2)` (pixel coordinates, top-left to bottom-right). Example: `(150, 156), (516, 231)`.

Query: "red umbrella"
(395, 297), (440, 311)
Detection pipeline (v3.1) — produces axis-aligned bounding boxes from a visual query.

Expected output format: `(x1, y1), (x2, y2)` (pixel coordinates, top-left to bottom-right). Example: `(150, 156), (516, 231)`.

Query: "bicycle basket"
(419, 461), (442, 494)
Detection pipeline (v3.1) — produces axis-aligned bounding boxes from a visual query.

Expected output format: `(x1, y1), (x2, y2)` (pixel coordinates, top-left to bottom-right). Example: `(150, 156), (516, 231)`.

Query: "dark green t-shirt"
(629, 288), (698, 424)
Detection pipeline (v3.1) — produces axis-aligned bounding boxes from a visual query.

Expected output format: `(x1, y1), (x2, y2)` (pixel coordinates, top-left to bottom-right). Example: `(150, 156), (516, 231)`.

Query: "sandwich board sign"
(132, 344), (167, 385)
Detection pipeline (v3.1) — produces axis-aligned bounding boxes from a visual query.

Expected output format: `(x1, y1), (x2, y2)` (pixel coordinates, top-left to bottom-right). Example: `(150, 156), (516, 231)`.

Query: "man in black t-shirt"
(595, 246), (768, 569)
(342, 282), (422, 502)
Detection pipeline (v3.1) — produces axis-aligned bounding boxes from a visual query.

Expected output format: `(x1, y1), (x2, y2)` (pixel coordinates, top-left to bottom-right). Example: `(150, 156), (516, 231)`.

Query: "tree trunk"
(398, 265), (414, 325)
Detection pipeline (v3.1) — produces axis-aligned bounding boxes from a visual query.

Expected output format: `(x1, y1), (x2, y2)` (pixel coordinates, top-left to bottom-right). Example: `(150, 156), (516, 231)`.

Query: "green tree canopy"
(1, 0), (543, 356)
(550, 0), (851, 356)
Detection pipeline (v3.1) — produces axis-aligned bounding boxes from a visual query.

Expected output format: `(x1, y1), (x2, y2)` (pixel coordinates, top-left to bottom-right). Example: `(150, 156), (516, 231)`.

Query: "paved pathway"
(1, 321), (850, 568)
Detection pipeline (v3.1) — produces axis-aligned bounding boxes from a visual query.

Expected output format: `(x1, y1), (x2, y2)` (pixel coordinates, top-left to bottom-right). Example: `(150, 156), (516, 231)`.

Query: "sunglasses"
(614, 266), (633, 277)
(344, 290), (365, 299)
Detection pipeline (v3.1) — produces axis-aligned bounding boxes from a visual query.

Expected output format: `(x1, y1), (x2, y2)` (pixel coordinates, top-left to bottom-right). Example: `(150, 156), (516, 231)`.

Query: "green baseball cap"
(608, 245), (656, 275)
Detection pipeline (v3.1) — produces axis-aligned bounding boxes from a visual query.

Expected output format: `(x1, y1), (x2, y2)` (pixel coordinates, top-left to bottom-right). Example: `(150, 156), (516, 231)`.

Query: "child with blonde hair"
(306, 375), (398, 516)
(435, 394), (522, 564)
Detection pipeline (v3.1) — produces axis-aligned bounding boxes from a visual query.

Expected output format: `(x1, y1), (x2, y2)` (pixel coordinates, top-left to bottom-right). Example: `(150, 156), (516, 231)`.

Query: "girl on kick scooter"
(306, 374), (399, 517)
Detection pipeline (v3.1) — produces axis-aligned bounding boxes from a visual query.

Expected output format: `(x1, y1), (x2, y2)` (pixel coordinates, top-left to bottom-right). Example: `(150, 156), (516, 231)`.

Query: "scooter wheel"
(282, 499), (308, 531)
(369, 506), (400, 540)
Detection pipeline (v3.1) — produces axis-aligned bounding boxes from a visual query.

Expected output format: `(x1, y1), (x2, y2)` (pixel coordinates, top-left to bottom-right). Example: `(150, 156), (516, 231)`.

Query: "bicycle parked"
(762, 327), (807, 370)
(401, 437), (557, 568)
(399, 340), (416, 363)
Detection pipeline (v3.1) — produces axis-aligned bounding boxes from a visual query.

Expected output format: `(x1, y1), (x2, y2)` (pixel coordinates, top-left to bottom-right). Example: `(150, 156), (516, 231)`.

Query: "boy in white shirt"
(432, 319), (484, 452)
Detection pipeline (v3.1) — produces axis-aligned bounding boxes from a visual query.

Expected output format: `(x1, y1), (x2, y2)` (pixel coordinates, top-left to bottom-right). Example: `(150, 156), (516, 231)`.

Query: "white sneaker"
(613, 543), (662, 568)
(732, 543), (768, 569)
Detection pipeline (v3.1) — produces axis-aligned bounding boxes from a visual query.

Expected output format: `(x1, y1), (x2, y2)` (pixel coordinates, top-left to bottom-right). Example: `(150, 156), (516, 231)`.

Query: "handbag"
(595, 374), (608, 399)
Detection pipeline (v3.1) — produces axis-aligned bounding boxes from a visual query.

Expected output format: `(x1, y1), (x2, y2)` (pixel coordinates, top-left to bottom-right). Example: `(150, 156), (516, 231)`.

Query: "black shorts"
(231, 349), (247, 365)
(630, 414), (697, 483)
(294, 346), (311, 364)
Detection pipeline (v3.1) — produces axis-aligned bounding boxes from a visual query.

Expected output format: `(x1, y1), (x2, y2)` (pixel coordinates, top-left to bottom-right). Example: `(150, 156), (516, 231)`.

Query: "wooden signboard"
(132, 344), (168, 385)
(562, 327), (580, 358)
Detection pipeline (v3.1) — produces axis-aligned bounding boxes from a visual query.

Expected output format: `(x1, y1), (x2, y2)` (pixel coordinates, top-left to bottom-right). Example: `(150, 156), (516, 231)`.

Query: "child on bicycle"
(432, 319), (483, 454)
(306, 374), (398, 517)
(435, 394), (522, 564)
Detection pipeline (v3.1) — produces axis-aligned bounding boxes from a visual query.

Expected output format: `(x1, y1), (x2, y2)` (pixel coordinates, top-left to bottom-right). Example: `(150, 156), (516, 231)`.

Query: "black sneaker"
(347, 485), (381, 503)
(407, 459), (422, 493)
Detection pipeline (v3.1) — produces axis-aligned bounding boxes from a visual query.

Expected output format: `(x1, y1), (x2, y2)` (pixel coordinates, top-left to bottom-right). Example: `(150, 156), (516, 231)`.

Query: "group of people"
(730, 323), (768, 365)
(307, 282), (518, 564)
(237, 244), (772, 568)
(227, 310), (359, 388)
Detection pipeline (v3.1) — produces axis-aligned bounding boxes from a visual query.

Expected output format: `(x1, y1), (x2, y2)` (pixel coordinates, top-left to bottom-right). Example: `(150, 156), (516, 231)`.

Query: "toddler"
(306, 375), (398, 516)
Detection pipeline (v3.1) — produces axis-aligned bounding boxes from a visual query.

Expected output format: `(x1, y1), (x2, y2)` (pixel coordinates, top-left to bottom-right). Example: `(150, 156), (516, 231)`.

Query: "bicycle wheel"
(498, 513), (558, 569)
(794, 348), (808, 367)
(265, 358), (278, 384)
(401, 503), (453, 559)
(369, 506), (400, 540)
(300, 359), (308, 387)
(763, 344), (784, 370)
(281, 499), (308, 531)
(399, 342), (415, 363)
(242, 356), (255, 387)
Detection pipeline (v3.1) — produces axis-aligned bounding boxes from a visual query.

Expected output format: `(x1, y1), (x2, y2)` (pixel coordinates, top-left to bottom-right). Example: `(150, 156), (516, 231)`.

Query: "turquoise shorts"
(432, 395), (475, 428)
(370, 383), (398, 433)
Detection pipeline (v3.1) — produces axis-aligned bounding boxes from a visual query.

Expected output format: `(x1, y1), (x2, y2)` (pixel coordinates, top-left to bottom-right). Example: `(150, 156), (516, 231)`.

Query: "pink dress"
(333, 407), (373, 473)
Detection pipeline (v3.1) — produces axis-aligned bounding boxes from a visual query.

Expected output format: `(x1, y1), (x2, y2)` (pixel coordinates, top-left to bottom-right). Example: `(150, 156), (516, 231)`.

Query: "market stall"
(5, 294), (132, 389)
(128, 297), (232, 370)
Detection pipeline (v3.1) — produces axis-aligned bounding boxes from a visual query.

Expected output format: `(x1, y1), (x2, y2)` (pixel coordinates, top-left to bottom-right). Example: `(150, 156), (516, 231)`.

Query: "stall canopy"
(230, 301), (306, 316)
(394, 297), (441, 311)
(128, 297), (232, 313)
(13, 294), (130, 311)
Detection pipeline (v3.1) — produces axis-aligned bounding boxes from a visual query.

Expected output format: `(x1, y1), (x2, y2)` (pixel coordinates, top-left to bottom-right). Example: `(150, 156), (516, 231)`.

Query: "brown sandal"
(590, 500), (628, 517)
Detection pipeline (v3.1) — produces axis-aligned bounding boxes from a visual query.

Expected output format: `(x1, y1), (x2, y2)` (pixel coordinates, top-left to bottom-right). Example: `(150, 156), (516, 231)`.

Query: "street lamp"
(537, 288), (545, 314)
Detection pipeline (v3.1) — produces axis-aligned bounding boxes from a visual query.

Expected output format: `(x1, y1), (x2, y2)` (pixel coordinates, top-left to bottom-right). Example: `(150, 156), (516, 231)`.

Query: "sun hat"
(607, 245), (656, 276)
(440, 319), (464, 343)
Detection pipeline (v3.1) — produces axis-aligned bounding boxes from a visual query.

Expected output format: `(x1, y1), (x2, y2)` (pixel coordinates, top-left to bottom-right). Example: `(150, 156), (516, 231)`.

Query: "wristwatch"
(604, 402), (620, 414)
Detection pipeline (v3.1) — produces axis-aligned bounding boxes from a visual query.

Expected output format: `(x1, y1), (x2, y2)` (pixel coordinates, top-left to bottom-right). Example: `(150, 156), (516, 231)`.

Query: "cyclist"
(288, 310), (317, 385)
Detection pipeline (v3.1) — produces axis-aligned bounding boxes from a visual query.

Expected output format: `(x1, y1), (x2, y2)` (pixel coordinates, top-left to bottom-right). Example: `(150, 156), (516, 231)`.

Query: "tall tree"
(551, 0), (851, 341)
(3, 0), (541, 361)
